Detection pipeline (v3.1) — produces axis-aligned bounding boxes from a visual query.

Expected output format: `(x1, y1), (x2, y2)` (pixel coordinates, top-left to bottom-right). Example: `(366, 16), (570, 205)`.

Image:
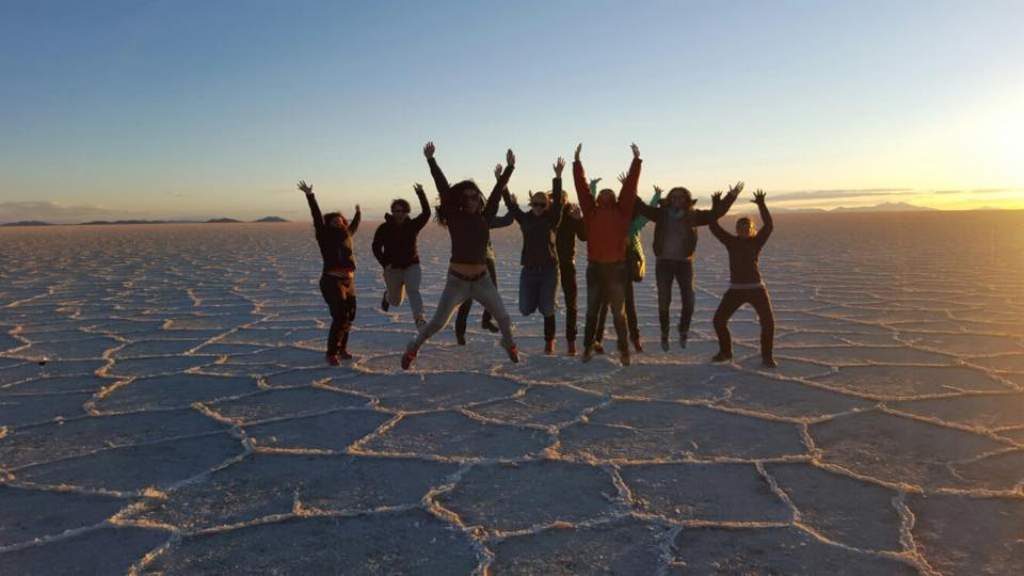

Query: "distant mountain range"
(2, 217), (290, 226)
(771, 202), (938, 214)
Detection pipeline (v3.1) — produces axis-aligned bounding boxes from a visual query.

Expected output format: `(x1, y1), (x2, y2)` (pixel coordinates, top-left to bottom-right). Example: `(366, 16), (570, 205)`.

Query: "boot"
(544, 339), (555, 355)
(506, 344), (520, 363)
(566, 340), (577, 356)
(593, 341), (605, 355)
(401, 348), (417, 370)
(380, 292), (390, 311)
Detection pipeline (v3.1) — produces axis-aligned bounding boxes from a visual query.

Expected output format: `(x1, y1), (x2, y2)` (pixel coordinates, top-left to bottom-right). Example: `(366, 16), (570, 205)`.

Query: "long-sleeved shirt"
(504, 178), (565, 269)
(634, 189), (739, 261)
(709, 202), (774, 286)
(556, 206), (586, 265)
(371, 187), (431, 269)
(305, 192), (359, 274)
(429, 157), (513, 265)
(574, 157), (641, 263)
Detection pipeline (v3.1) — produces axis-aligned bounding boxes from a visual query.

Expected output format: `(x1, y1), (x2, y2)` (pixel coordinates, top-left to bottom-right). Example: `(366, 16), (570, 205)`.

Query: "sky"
(1, 0), (1022, 223)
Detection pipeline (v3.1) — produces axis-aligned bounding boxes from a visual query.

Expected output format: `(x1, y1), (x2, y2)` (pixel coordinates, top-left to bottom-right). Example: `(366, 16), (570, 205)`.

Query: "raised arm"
(632, 186), (661, 226)
(410, 183), (431, 230)
(484, 149), (515, 220)
(349, 205), (361, 234)
(502, 186), (525, 223)
(616, 143), (642, 217)
(695, 181), (743, 226)
(753, 190), (773, 244)
(489, 207), (516, 229)
(424, 141), (455, 212)
(548, 157), (566, 228)
(708, 192), (733, 245)
(573, 144), (595, 216)
(298, 180), (324, 234)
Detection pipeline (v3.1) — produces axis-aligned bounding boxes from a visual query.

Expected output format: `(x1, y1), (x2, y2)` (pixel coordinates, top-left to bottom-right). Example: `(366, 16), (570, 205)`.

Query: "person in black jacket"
(402, 142), (519, 370)
(634, 182), (743, 351)
(372, 184), (431, 328)
(709, 189), (776, 368)
(298, 180), (361, 365)
(503, 157), (566, 354)
(556, 201), (586, 356)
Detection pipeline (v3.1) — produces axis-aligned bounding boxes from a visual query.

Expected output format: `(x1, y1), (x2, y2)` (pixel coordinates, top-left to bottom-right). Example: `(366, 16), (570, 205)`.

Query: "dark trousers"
(455, 258), (497, 337)
(595, 274), (639, 343)
(656, 259), (695, 339)
(559, 261), (579, 341)
(583, 262), (628, 353)
(319, 274), (356, 355)
(713, 287), (775, 361)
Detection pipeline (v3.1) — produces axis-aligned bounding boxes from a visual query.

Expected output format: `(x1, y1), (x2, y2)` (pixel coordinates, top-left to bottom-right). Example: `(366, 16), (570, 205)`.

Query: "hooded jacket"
(305, 192), (360, 273)
(634, 189), (739, 260)
(503, 178), (565, 269)
(573, 157), (641, 263)
(371, 187), (431, 269)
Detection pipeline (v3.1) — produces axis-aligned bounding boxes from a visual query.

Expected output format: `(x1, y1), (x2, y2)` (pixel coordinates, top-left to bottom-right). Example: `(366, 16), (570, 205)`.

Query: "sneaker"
(566, 340), (577, 356)
(711, 352), (732, 363)
(507, 345), (520, 363)
(660, 336), (670, 352)
(762, 357), (778, 369)
(381, 293), (390, 312)
(544, 340), (555, 355)
(326, 354), (340, 366)
(482, 319), (500, 333)
(401, 349), (417, 370)
(631, 337), (643, 353)
(337, 350), (353, 361)
(620, 349), (631, 366)
(593, 342), (605, 355)
(581, 345), (594, 363)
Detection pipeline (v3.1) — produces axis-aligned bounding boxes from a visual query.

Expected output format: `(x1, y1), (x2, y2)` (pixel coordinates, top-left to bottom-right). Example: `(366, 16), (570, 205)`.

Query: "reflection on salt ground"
(0, 213), (1023, 574)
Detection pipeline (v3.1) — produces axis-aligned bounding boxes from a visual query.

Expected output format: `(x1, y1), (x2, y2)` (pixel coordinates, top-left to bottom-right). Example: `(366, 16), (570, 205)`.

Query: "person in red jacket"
(574, 142), (641, 366)
(298, 180), (361, 365)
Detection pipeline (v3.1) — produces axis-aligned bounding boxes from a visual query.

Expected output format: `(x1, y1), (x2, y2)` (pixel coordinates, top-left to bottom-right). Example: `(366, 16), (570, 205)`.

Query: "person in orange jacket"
(573, 142), (641, 366)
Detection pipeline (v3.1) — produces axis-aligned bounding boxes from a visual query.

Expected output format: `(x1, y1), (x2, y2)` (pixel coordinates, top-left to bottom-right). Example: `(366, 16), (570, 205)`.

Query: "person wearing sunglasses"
(402, 141), (519, 370)
(501, 157), (567, 354)
(297, 180), (361, 365)
(372, 183), (431, 328)
(573, 142), (642, 366)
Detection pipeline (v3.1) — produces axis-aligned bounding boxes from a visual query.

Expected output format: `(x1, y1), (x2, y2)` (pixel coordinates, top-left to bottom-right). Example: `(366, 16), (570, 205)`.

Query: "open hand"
(574, 143), (582, 162)
(589, 177), (602, 189)
(423, 141), (435, 159)
(494, 164), (503, 179)
(618, 172), (627, 184)
(355, 204), (361, 213)
(654, 185), (663, 195)
(752, 189), (767, 204)
(630, 142), (640, 159)
(727, 181), (745, 196)
(553, 157), (565, 176)
(297, 180), (313, 194)
(506, 149), (516, 168)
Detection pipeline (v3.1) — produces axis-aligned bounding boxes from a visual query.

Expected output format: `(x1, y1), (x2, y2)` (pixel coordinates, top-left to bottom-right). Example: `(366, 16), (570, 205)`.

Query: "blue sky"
(1, 0), (1022, 222)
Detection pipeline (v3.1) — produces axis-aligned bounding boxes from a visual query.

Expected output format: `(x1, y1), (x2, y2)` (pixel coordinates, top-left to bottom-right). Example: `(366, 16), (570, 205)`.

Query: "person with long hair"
(298, 180), (361, 364)
(574, 142), (642, 366)
(402, 142), (519, 369)
(372, 183), (431, 328)
(633, 182), (743, 351)
(709, 189), (776, 368)
(502, 157), (566, 354)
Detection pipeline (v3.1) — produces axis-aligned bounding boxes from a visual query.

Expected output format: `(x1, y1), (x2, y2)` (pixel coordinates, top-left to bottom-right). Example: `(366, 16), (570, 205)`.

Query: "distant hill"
(205, 218), (243, 223)
(830, 202), (936, 213)
(81, 219), (197, 225)
(1, 220), (53, 227)
(254, 216), (288, 223)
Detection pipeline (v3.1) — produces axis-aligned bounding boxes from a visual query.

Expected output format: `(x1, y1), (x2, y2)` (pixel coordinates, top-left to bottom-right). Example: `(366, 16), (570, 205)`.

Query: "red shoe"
(566, 340), (577, 356)
(631, 337), (644, 353)
(326, 354), (340, 366)
(401, 349), (417, 370)
(544, 340), (555, 355)
(593, 342), (605, 355)
(507, 345), (520, 363)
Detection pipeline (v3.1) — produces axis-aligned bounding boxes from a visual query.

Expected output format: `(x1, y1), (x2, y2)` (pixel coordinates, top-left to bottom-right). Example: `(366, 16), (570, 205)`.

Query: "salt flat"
(1, 212), (1023, 575)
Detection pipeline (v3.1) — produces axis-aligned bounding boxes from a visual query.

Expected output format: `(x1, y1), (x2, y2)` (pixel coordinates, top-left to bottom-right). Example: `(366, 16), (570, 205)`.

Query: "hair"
(390, 198), (411, 212)
(434, 180), (484, 227)
(736, 217), (752, 228)
(530, 191), (551, 210)
(323, 211), (347, 228)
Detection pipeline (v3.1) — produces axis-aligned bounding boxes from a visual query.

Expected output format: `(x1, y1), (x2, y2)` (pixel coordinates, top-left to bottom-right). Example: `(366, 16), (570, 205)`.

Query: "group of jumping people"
(299, 142), (776, 370)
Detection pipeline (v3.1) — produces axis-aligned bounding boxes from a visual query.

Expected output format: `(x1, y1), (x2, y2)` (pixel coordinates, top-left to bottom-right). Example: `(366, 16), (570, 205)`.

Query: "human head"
(529, 191), (550, 215)
(390, 198), (411, 223)
(324, 212), (343, 229)
(736, 217), (755, 238)
(667, 187), (695, 210)
(597, 188), (616, 207)
(450, 180), (484, 215)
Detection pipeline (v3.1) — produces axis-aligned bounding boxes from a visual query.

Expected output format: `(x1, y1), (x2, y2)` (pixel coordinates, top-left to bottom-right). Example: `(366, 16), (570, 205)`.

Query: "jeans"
(383, 264), (424, 321)
(583, 262), (628, 353)
(713, 287), (775, 361)
(595, 268), (640, 343)
(559, 260), (579, 341)
(409, 269), (515, 352)
(655, 258), (695, 339)
(319, 273), (356, 355)
(455, 258), (498, 337)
